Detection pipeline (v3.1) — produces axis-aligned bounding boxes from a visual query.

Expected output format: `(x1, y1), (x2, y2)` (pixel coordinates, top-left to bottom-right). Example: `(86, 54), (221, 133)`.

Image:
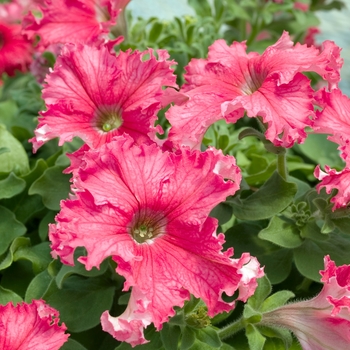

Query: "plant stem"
(277, 150), (288, 180)
(218, 318), (246, 340)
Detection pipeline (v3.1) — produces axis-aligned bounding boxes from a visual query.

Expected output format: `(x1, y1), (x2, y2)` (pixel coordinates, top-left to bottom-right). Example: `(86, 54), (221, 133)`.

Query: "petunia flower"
(166, 31), (342, 149)
(314, 165), (350, 211)
(30, 43), (177, 152)
(22, 0), (122, 49)
(0, 20), (33, 78)
(313, 88), (350, 161)
(49, 136), (263, 345)
(0, 299), (69, 350)
(312, 88), (350, 210)
(101, 286), (153, 347)
(261, 256), (350, 350)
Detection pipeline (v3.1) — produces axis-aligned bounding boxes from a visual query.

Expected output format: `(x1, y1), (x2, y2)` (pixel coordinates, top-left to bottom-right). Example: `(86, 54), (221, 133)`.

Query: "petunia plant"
(1, 0), (350, 349)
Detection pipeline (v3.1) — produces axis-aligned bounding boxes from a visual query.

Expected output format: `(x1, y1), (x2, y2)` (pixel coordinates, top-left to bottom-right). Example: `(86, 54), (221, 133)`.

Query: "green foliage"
(29, 165), (71, 210)
(228, 172), (297, 220)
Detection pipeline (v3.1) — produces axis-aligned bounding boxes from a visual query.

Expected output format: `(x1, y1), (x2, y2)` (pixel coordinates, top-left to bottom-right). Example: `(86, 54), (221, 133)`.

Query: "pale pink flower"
(0, 21), (33, 77)
(314, 165), (350, 211)
(22, 0), (122, 49)
(262, 256), (350, 350)
(166, 31), (342, 149)
(101, 286), (153, 347)
(30, 43), (177, 151)
(50, 136), (263, 345)
(0, 300), (69, 350)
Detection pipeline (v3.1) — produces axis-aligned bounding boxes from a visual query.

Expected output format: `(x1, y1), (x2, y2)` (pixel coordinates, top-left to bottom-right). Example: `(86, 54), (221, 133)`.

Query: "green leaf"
(38, 210), (56, 241)
(0, 285), (22, 305)
(1, 259), (35, 296)
(259, 326), (293, 349)
(160, 323), (181, 350)
(218, 135), (229, 150)
(190, 339), (236, 350)
(196, 327), (222, 348)
(0, 172), (26, 199)
(46, 275), (115, 332)
(259, 216), (303, 248)
(300, 221), (328, 241)
(0, 206), (27, 255)
(248, 276), (271, 310)
(29, 165), (71, 210)
(226, 2), (250, 20)
(0, 99), (18, 129)
(225, 223), (293, 284)
(25, 267), (56, 302)
(0, 124), (29, 175)
(0, 237), (30, 270)
(295, 133), (344, 169)
(288, 176), (311, 200)
(149, 21), (163, 42)
(56, 253), (109, 288)
(181, 326), (196, 350)
(0, 147), (10, 155)
(246, 324), (266, 350)
(14, 242), (53, 274)
(188, 0), (212, 17)
(2, 158), (47, 223)
(260, 291), (295, 313)
(210, 203), (233, 226)
(228, 172), (297, 220)
(243, 304), (262, 324)
(184, 295), (201, 314)
(294, 232), (350, 281)
(332, 217), (350, 234)
(61, 339), (88, 350)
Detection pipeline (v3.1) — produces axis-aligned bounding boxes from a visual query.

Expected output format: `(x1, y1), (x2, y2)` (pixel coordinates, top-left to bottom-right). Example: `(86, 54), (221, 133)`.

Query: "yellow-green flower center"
(132, 224), (155, 243)
(129, 210), (166, 244)
(95, 108), (123, 133)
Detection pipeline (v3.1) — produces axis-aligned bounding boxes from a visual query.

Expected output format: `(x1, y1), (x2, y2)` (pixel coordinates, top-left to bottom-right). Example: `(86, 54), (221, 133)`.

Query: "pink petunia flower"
(22, 0), (123, 49)
(166, 31), (342, 149)
(30, 43), (177, 151)
(314, 88), (350, 157)
(49, 136), (263, 346)
(261, 256), (350, 350)
(294, 2), (309, 12)
(0, 0), (45, 23)
(314, 165), (350, 211)
(0, 299), (69, 350)
(101, 286), (153, 347)
(312, 88), (350, 210)
(303, 27), (321, 49)
(0, 21), (33, 78)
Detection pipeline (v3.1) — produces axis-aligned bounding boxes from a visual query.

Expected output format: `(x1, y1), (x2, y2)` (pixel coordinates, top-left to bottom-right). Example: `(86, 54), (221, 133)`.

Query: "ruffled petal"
(0, 300), (69, 350)
(22, 0), (119, 48)
(314, 165), (350, 210)
(31, 44), (177, 150)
